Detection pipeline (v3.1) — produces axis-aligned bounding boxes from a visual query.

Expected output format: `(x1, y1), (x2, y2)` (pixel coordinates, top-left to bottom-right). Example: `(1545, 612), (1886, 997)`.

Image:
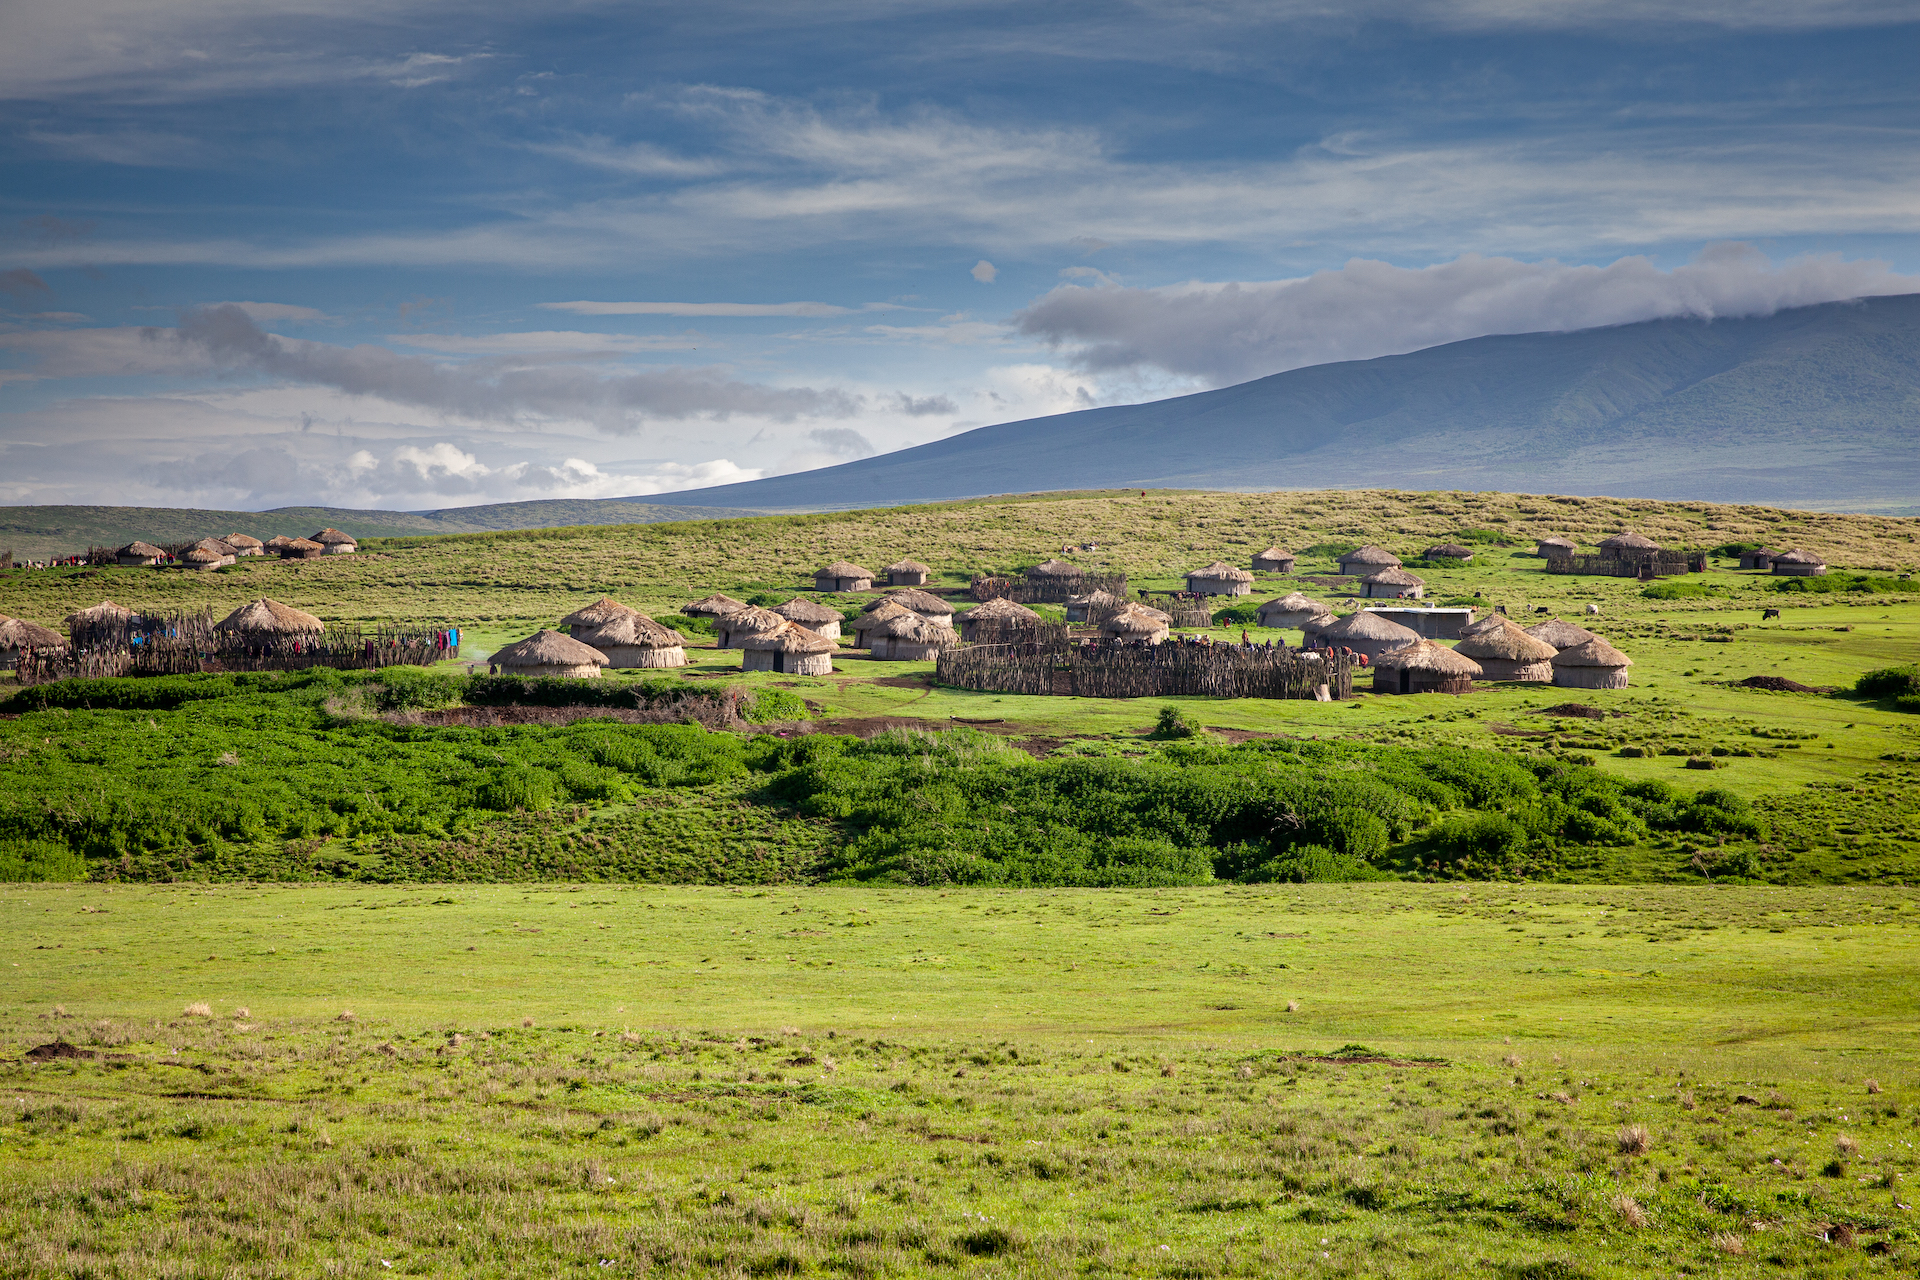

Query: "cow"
(1762, 608), (1781, 620)
(1585, 603), (1601, 616)
(1535, 606), (1550, 614)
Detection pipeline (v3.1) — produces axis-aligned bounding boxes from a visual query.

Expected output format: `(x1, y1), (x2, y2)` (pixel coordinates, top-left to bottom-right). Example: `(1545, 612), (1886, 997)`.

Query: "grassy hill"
(641, 294), (1920, 511)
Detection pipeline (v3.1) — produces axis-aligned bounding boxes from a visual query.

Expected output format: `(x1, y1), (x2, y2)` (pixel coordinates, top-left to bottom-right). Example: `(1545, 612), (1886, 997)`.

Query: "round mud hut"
(1337, 545), (1401, 576)
(1423, 543), (1473, 563)
(741, 622), (836, 676)
(261, 535), (294, 555)
(1535, 536), (1576, 559)
(716, 606), (787, 650)
(850, 599), (915, 649)
(884, 558), (931, 587)
(1099, 604), (1171, 645)
(1598, 532), (1660, 559)
(958, 596), (1041, 641)
(1456, 612), (1509, 640)
(814, 560), (873, 592)
(222, 533), (265, 557)
(1524, 617), (1600, 651)
(65, 600), (139, 645)
(1452, 618), (1557, 682)
(0, 615), (66, 669)
(1551, 636), (1633, 690)
(278, 537), (325, 560)
(1360, 566), (1426, 600)
(311, 528), (358, 555)
(115, 540), (166, 567)
(181, 546), (229, 571)
(559, 597), (636, 632)
(683, 593), (747, 620)
(1371, 640), (1483, 695)
(1738, 547), (1780, 571)
(575, 611), (688, 669)
(491, 629), (608, 679)
(868, 611), (956, 661)
(1251, 547), (1296, 573)
(773, 597), (845, 640)
(1769, 548), (1827, 577)
(877, 588), (955, 628)
(1184, 561), (1255, 597)
(1311, 610), (1422, 663)
(213, 597), (324, 639)
(1065, 589), (1118, 623)
(1256, 591), (1333, 630)
(1026, 558), (1083, 582)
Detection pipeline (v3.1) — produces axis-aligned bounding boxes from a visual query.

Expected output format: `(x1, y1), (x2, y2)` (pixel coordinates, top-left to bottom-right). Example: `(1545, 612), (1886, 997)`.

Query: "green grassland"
(2, 881), (1915, 1277)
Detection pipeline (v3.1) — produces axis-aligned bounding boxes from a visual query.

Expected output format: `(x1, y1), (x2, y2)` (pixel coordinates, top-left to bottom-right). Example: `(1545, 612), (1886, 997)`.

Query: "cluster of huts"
(114, 528), (358, 569)
(1310, 611), (1631, 694)
(0, 596), (340, 669)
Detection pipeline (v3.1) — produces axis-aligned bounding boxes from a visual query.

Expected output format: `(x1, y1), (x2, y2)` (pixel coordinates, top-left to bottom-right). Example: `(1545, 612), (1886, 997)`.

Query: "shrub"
(1213, 604), (1260, 625)
(1774, 573), (1906, 594)
(369, 668), (463, 712)
(743, 688), (812, 724)
(1857, 666), (1919, 699)
(1641, 580), (1713, 600)
(474, 767), (558, 812)
(1150, 705), (1203, 739)
(1428, 812), (1528, 869)
(0, 839), (89, 883)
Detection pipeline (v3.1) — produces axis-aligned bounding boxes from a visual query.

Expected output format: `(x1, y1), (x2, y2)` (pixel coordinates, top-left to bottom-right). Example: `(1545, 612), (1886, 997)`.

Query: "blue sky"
(3, 0), (1918, 510)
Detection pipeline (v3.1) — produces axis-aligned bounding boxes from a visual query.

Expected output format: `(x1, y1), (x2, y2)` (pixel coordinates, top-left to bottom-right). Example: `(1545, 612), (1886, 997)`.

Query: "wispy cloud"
(388, 330), (703, 354)
(539, 300), (875, 317)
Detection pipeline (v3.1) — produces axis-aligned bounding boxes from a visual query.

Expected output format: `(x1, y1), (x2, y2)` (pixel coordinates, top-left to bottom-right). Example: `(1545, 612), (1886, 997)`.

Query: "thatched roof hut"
(1065, 589), (1118, 623)
(715, 606), (787, 649)
(1256, 591), (1332, 630)
(214, 597), (323, 636)
(1535, 536), (1576, 559)
(1598, 531), (1659, 557)
(884, 558), (931, 586)
(262, 535), (294, 553)
(222, 533), (265, 556)
(850, 598), (915, 648)
(1551, 636), (1633, 690)
(1738, 547), (1779, 570)
(491, 629), (608, 679)
(1312, 609), (1421, 661)
(1456, 612), (1509, 639)
(1453, 618), (1557, 682)
(182, 546), (229, 571)
(560, 597), (636, 630)
(1769, 548), (1827, 577)
(1185, 561), (1255, 596)
(868, 611), (956, 660)
(279, 537), (324, 559)
(1099, 604), (1171, 645)
(1372, 640), (1483, 695)
(815, 560), (873, 592)
(959, 596), (1041, 641)
(741, 621), (837, 676)
(774, 596), (845, 639)
(1423, 543), (1473, 562)
(65, 600), (137, 633)
(1027, 558), (1082, 580)
(0, 614), (66, 668)
(115, 540), (166, 566)
(878, 588), (955, 626)
(574, 610), (688, 669)
(683, 593), (747, 619)
(1337, 545), (1401, 575)
(311, 528), (358, 554)
(1524, 617), (1599, 650)
(1360, 566), (1426, 599)
(1251, 546), (1295, 572)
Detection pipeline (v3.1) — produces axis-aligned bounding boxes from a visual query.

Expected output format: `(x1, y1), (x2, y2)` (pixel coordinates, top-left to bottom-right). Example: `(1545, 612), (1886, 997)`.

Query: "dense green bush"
(1857, 666), (1919, 699)
(743, 688), (812, 723)
(1774, 573), (1907, 594)
(1641, 580), (1715, 600)
(1212, 604), (1261, 625)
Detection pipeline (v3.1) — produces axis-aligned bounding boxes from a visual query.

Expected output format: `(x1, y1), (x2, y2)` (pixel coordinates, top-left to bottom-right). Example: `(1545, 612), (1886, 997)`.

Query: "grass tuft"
(183, 1001), (212, 1017)
(1615, 1123), (1651, 1155)
(1610, 1193), (1647, 1229)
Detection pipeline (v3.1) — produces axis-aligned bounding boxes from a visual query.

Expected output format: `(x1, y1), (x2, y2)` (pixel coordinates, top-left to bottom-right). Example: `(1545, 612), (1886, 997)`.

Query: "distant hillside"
(0, 498), (763, 560)
(637, 295), (1920, 512)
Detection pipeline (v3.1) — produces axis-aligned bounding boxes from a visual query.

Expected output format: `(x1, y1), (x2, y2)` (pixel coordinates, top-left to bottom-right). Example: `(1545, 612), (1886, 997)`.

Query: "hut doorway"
(1398, 668), (1411, 695)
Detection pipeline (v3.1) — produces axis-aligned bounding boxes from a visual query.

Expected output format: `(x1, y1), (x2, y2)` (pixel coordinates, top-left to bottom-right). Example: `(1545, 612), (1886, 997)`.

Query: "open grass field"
(3, 881), (1916, 1277)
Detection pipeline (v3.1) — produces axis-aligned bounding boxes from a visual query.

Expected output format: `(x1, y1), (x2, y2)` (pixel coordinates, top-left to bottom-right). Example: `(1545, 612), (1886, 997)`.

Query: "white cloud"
(537, 300), (896, 317)
(205, 301), (333, 323)
(387, 330), (702, 354)
(526, 136), (727, 179)
(1014, 244), (1920, 384)
(971, 260), (998, 283)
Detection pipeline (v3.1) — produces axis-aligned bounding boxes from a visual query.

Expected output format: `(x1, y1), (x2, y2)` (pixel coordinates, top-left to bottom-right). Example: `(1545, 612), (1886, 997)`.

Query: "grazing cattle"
(1585, 603), (1601, 616)
(1762, 608), (1781, 620)
(1535, 606), (1550, 614)
(1495, 605), (1508, 616)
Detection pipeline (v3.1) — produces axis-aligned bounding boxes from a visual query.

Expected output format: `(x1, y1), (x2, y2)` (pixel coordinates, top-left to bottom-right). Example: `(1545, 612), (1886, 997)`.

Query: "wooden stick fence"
(16, 614), (460, 686)
(937, 638), (1351, 701)
(970, 572), (1129, 605)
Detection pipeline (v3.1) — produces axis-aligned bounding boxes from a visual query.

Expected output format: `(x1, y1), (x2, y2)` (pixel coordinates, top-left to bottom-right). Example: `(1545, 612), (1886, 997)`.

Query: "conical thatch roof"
(1317, 611), (1422, 644)
(1424, 544), (1473, 559)
(1187, 560), (1254, 583)
(1342, 545), (1401, 567)
(1536, 536), (1575, 552)
(1525, 617), (1599, 650)
(818, 560), (872, 579)
(885, 558), (930, 575)
(492, 629), (608, 667)
(869, 612), (954, 644)
(222, 533), (264, 550)
(1551, 637), (1633, 669)
(1132, 602), (1172, 623)
(1453, 618), (1558, 663)
(852, 599), (915, 632)
(65, 600), (136, 628)
(1771, 547), (1825, 565)
(880, 587), (954, 616)
(684, 592), (747, 618)
(214, 597), (324, 634)
(118, 540), (165, 558)
(774, 597), (843, 624)
(1361, 566), (1426, 587)
(1599, 531), (1659, 551)
(1027, 558), (1082, 578)
(1456, 613), (1507, 638)
(183, 547), (227, 565)
(742, 621), (837, 653)
(283, 537), (323, 553)
(576, 611), (683, 648)
(1100, 605), (1170, 636)
(1259, 591), (1330, 615)
(560, 597), (636, 628)
(963, 597), (1041, 622)
(724, 606), (787, 636)
(262, 536), (294, 550)
(1255, 546), (1292, 560)
(0, 615), (65, 650)
(1373, 640), (1483, 677)
(311, 528), (357, 546)
(1068, 589), (1117, 607)
(191, 537), (236, 555)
